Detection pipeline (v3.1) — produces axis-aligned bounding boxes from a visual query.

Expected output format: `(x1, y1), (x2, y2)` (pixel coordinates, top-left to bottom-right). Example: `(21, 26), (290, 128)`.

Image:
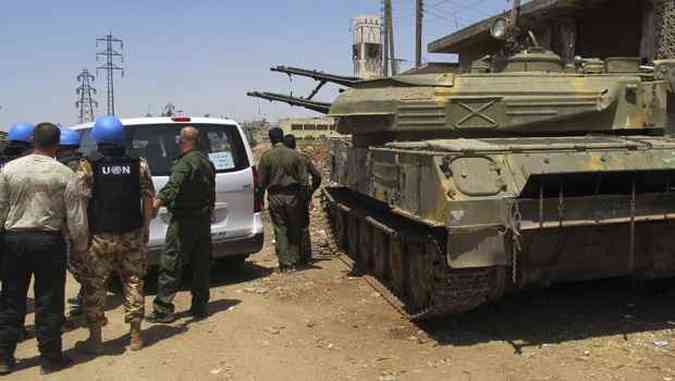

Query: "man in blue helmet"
(56, 127), (82, 171)
(66, 116), (155, 354)
(0, 123), (34, 169)
(56, 127), (86, 319)
(0, 123), (34, 342)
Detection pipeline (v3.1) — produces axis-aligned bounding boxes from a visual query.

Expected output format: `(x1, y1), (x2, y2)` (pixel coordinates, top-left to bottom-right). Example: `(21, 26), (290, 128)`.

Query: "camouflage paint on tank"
(328, 49), (675, 277)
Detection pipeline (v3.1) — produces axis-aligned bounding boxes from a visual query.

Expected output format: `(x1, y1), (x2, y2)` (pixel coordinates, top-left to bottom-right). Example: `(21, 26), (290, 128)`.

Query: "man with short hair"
(257, 128), (306, 272)
(283, 134), (322, 265)
(148, 127), (216, 324)
(0, 123), (77, 375)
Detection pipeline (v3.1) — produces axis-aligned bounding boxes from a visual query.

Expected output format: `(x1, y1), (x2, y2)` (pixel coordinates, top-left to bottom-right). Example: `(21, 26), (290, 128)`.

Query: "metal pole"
(387, 0), (398, 75)
(382, 0), (390, 77)
(415, 0), (423, 67)
(512, 0), (521, 28)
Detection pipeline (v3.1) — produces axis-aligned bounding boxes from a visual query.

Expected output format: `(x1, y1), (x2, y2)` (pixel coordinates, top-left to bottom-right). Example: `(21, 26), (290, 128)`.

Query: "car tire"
(216, 255), (249, 267)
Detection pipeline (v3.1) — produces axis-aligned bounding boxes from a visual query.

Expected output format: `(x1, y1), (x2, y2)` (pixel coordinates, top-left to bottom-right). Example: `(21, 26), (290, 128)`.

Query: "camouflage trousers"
(76, 230), (146, 326)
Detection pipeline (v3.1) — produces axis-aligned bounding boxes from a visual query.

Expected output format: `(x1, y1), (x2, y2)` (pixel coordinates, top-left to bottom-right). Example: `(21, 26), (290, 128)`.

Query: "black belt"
(268, 184), (301, 195)
(5, 230), (62, 236)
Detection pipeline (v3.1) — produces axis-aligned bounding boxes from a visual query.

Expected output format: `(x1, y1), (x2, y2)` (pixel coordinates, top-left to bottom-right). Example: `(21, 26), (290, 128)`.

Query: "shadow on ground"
(12, 298), (242, 376)
(417, 277), (675, 354)
(109, 260), (273, 296)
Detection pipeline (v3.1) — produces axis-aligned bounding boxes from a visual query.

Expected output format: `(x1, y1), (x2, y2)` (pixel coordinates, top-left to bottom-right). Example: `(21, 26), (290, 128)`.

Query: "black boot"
(189, 305), (208, 321)
(40, 354), (73, 375)
(0, 351), (16, 376)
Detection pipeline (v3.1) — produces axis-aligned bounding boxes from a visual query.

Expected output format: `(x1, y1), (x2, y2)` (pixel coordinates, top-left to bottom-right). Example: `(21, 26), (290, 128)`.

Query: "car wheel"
(216, 255), (249, 267)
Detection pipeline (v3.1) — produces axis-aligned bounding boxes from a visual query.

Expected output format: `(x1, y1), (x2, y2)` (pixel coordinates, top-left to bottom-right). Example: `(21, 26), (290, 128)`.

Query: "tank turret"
(329, 48), (671, 144)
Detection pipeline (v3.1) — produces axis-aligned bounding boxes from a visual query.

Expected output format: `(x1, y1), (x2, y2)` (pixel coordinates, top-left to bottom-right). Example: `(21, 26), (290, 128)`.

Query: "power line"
(96, 33), (124, 116)
(428, 0), (495, 20)
(75, 68), (98, 123)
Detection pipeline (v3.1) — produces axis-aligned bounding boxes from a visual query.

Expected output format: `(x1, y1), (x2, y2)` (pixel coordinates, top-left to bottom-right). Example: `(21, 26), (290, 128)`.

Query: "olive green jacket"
(257, 144), (307, 192)
(158, 149), (216, 217)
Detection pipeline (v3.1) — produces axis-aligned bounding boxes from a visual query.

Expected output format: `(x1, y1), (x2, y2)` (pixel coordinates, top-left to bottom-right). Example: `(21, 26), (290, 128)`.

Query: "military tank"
(249, 16), (675, 320)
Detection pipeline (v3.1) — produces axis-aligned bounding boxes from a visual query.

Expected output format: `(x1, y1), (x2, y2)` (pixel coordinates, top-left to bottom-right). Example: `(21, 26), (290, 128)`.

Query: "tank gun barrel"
(246, 91), (332, 114)
(271, 66), (362, 88)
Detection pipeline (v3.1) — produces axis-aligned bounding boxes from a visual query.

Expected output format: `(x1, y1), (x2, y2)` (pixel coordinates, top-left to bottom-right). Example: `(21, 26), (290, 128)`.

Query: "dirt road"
(8, 207), (675, 381)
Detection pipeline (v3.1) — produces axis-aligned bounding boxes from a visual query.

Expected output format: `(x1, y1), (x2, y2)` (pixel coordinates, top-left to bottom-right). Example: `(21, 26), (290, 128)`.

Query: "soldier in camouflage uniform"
(257, 128), (307, 272)
(66, 116), (155, 354)
(148, 126), (215, 324)
(56, 127), (85, 318)
(283, 134), (321, 265)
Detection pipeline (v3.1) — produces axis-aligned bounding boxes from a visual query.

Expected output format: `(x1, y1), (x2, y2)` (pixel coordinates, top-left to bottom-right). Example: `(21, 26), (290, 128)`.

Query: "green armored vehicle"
(325, 47), (675, 318)
(249, 23), (675, 320)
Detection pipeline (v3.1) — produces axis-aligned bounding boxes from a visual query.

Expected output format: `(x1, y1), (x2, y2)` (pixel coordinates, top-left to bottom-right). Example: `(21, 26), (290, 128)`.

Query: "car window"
(78, 123), (250, 176)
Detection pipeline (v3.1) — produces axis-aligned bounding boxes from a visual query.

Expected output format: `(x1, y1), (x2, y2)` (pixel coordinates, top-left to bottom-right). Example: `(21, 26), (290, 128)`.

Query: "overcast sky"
(0, 0), (512, 129)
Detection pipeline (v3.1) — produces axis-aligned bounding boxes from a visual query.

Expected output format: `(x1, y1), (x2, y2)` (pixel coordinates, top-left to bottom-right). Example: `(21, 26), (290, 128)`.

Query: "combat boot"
(129, 321), (143, 351)
(74, 325), (104, 355)
(0, 348), (16, 375)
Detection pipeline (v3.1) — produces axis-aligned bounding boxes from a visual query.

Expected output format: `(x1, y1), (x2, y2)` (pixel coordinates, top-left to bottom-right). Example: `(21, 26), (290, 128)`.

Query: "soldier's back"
(261, 145), (303, 189)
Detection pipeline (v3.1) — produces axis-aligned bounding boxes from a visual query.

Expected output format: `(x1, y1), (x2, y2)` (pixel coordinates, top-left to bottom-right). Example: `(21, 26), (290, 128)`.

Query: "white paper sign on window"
(208, 151), (235, 170)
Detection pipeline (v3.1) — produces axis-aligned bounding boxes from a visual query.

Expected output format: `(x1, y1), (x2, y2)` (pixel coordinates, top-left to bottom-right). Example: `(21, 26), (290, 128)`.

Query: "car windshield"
(79, 123), (249, 176)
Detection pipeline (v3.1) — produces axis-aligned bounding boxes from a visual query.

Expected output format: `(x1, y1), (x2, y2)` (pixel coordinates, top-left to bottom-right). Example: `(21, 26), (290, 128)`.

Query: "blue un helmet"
(91, 116), (125, 146)
(7, 122), (34, 143)
(58, 127), (81, 148)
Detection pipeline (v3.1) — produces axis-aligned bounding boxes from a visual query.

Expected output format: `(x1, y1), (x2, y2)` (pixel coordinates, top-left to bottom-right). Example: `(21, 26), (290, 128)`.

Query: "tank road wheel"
(372, 230), (390, 281)
(403, 238), (434, 313)
(359, 222), (374, 273)
(334, 208), (347, 249)
(347, 213), (361, 265)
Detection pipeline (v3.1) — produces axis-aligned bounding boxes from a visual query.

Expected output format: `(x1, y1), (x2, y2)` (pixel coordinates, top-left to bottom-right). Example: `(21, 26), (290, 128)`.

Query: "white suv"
(70, 116), (264, 264)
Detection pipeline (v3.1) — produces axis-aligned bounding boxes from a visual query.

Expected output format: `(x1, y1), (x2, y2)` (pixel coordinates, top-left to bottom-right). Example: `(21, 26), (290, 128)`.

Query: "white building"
(353, 15), (383, 79)
(279, 117), (340, 140)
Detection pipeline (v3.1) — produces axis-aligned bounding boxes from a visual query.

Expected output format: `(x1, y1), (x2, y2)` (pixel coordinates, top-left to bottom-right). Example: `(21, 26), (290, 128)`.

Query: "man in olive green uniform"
(283, 134), (321, 265)
(258, 128), (306, 272)
(148, 127), (216, 323)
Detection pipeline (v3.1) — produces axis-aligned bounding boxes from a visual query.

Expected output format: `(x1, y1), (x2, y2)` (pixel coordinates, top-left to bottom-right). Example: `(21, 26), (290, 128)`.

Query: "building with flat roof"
(353, 15), (384, 79)
(428, 0), (674, 71)
(279, 117), (340, 140)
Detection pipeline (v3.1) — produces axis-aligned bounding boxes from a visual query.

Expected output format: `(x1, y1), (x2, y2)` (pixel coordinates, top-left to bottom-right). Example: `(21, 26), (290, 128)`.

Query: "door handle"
(242, 184), (252, 190)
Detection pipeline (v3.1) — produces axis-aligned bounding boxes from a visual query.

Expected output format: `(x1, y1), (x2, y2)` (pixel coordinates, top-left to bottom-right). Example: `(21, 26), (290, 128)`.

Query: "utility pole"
(75, 68), (98, 123)
(415, 0), (424, 67)
(382, 0), (390, 77)
(96, 33), (124, 116)
(511, 0), (521, 29)
(386, 0), (398, 75)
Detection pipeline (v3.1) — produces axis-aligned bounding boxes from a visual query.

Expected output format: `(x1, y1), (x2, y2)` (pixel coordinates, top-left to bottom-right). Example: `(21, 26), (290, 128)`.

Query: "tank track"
(321, 187), (504, 320)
